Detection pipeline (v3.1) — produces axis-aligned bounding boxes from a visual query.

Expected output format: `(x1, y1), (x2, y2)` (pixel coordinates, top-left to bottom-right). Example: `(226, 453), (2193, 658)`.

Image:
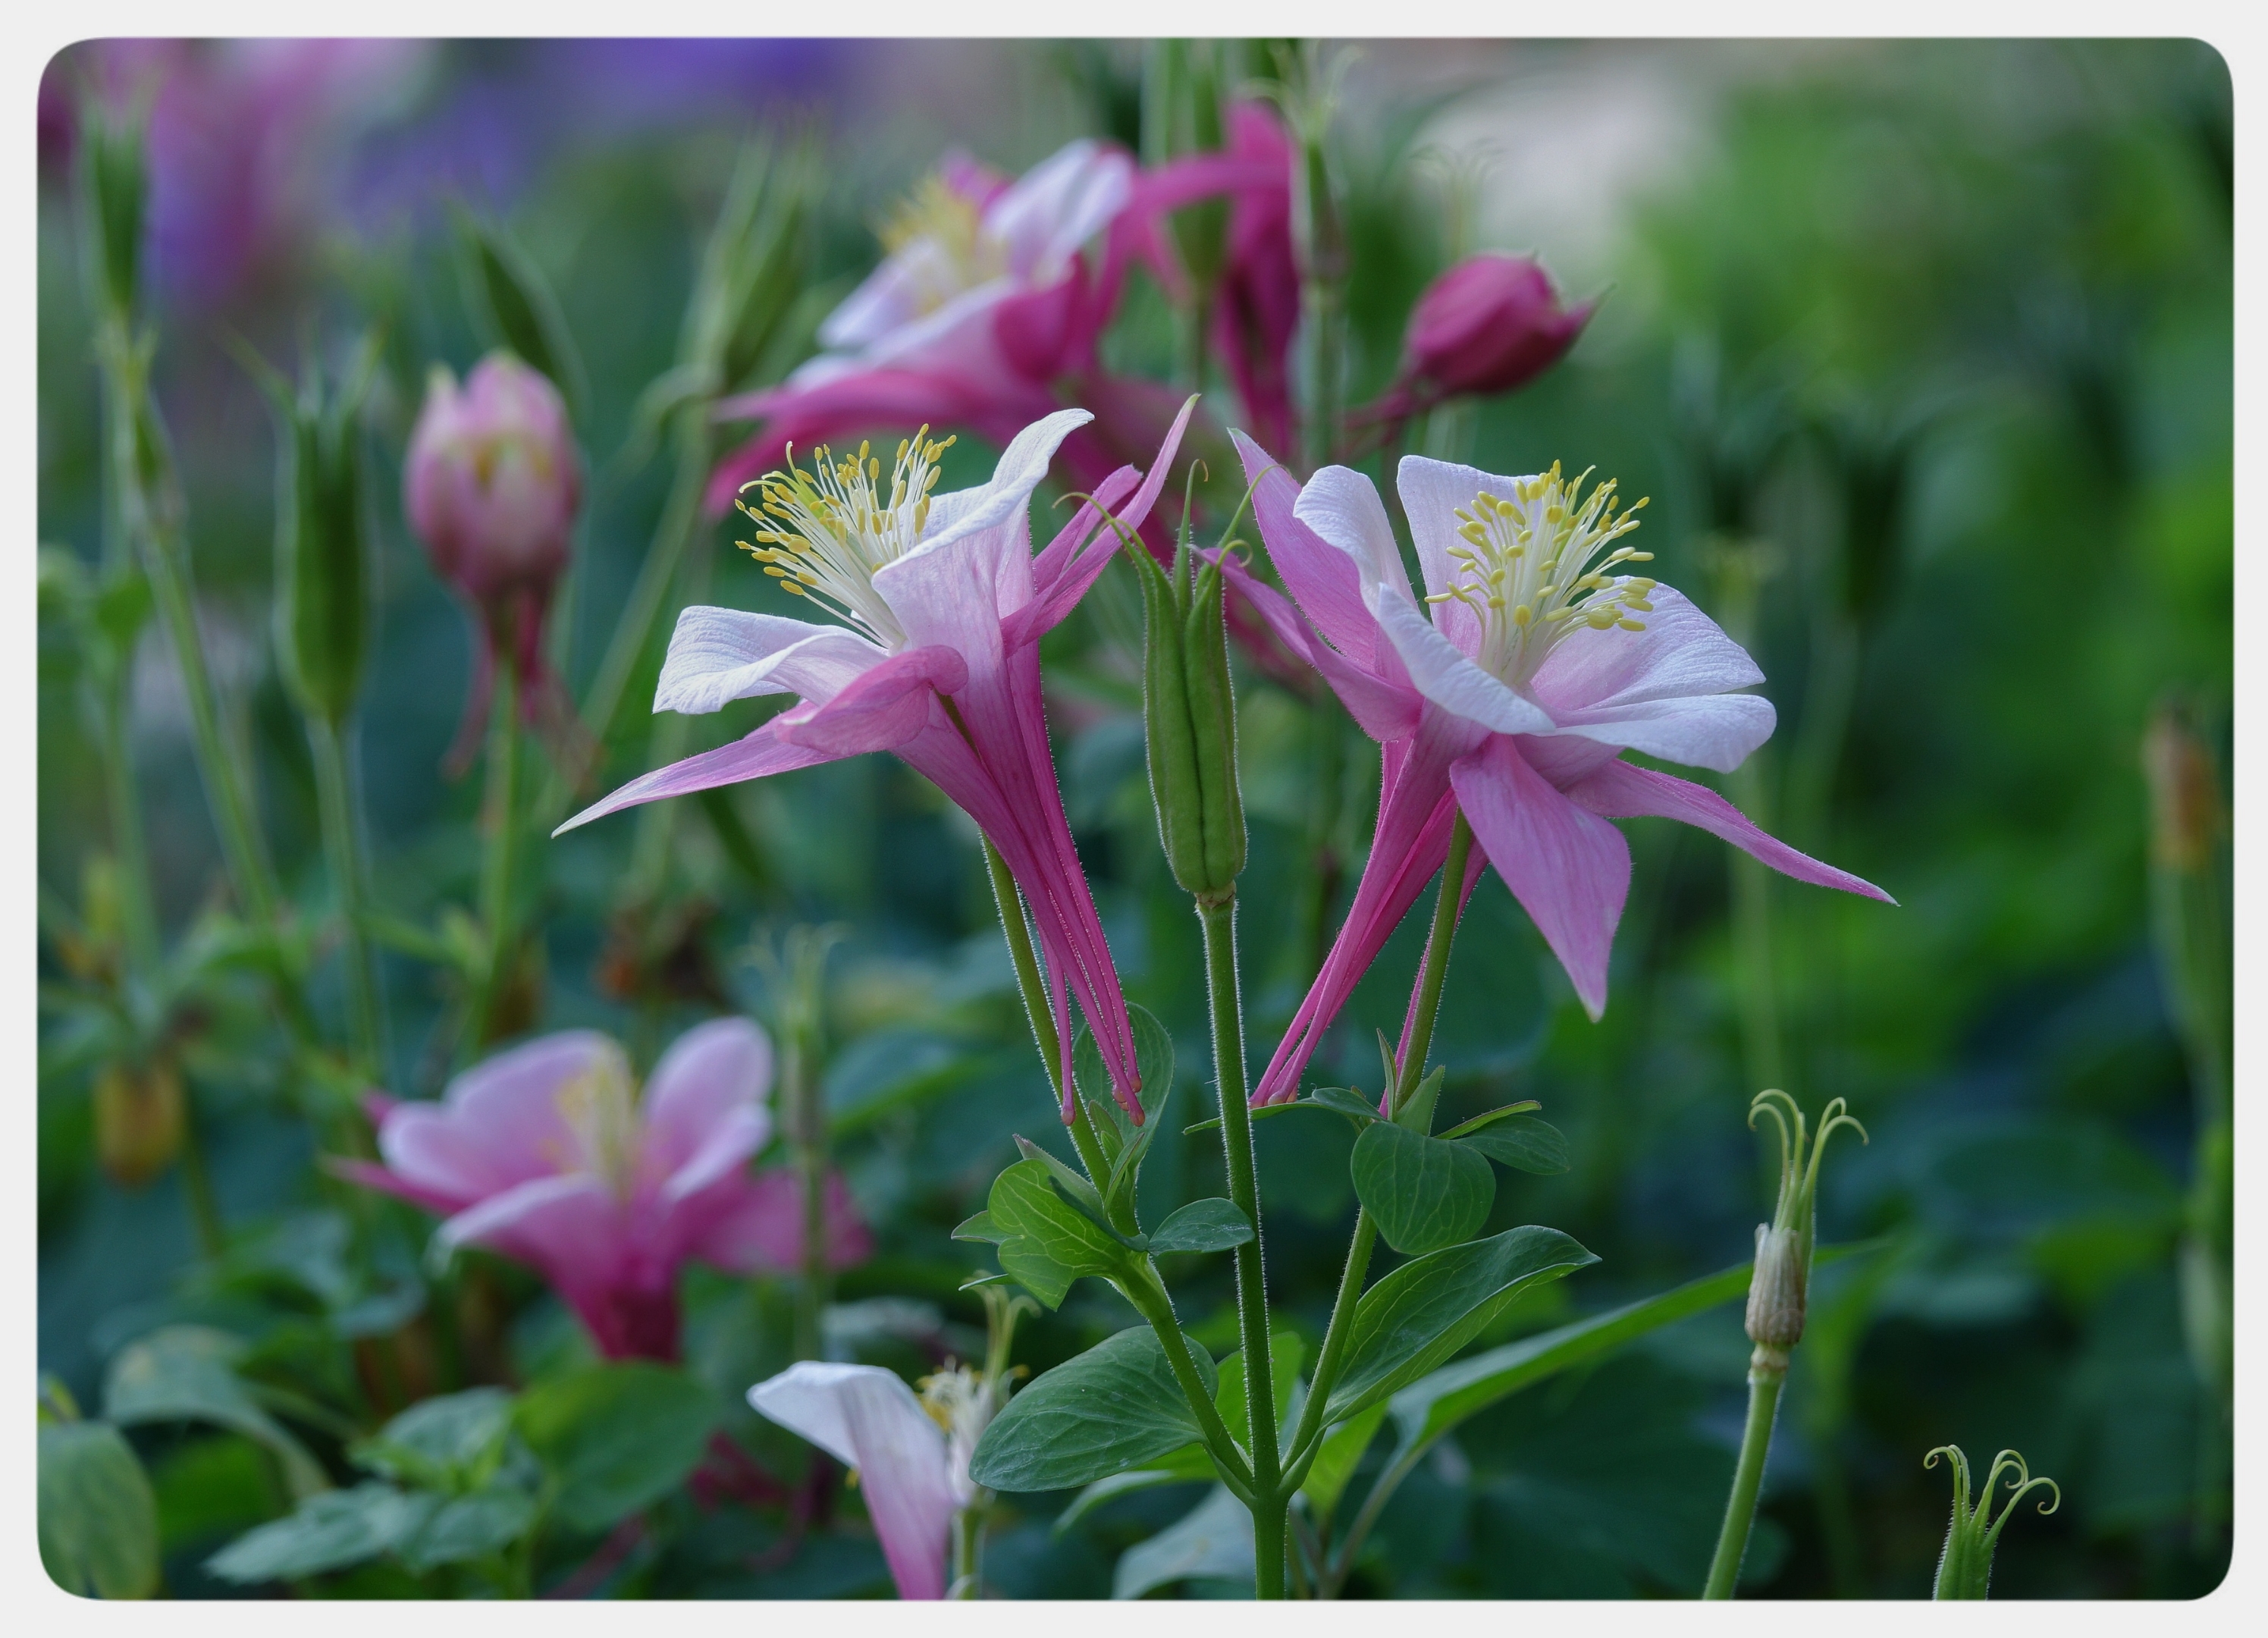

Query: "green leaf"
(1111, 1485), (1254, 1599)
(1455, 1114), (1571, 1175)
(952, 1210), (1009, 1244)
(514, 1363), (720, 1533)
(205, 1483), (438, 1583)
(1324, 1226), (1597, 1423)
(352, 1387), (515, 1492)
(1350, 1119), (1496, 1254)
(1385, 1242), (1881, 1458)
(1214, 1329), (1307, 1453)
(1298, 1399), (1390, 1524)
(1180, 1100), (1308, 1135)
(1147, 1198), (1254, 1255)
(103, 1326), (330, 1499)
(1392, 1064), (1448, 1134)
(450, 203), (588, 413)
(1311, 1084), (1388, 1123)
(38, 1421), (158, 1598)
(1073, 1005), (1177, 1226)
(395, 1486), (539, 1574)
(1052, 1465), (1208, 1536)
(1013, 1133), (1109, 1218)
(1438, 1100), (1544, 1139)
(985, 1156), (1139, 1307)
(970, 1326), (1219, 1492)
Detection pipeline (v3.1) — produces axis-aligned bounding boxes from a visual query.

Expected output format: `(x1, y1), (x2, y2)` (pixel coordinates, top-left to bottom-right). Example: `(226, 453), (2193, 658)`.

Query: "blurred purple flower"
(404, 351), (582, 771)
(1351, 253), (1595, 441)
(337, 1020), (871, 1361)
(51, 39), (430, 309)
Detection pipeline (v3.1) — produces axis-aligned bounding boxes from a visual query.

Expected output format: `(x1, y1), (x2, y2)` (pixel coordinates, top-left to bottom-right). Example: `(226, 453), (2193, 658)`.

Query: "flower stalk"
(1928, 1445), (2059, 1599)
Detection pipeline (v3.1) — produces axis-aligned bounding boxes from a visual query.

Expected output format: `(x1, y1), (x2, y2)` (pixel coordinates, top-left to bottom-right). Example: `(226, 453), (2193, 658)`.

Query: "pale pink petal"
(986, 139), (1134, 279)
(1528, 585), (1765, 713)
(748, 1363), (958, 1601)
(1567, 759), (1894, 902)
(1216, 555), (1421, 743)
(1397, 453), (1525, 655)
(1372, 591), (1557, 737)
(1292, 464), (1414, 606)
(693, 1168), (873, 1274)
(1551, 691), (1777, 774)
(776, 645), (968, 757)
(418, 1031), (619, 1185)
(642, 1017), (775, 1185)
(325, 1156), (465, 1218)
(554, 720), (844, 836)
(1451, 735), (1632, 1021)
(435, 1172), (628, 1284)
(1232, 431), (1381, 669)
(653, 608), (889, 716)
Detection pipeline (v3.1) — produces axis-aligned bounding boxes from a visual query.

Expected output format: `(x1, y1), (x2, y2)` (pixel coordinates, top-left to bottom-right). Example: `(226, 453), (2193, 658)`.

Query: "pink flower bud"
(404, 351), (580, 612)
(1400, 253), (1592, 403)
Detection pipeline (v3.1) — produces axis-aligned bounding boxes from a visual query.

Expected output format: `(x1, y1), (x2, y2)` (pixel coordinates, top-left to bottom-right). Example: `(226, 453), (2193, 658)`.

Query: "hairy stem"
(1703, 1362), (1786, 1599)
(1118, 1264), (1255, 1502)
(99, 667), (160, 975)
(307, 715), (384, 1074)
(980, 836), (1113, 1186)
(472, 661), (521, 1047)
(1196, 893), (1282, 1597)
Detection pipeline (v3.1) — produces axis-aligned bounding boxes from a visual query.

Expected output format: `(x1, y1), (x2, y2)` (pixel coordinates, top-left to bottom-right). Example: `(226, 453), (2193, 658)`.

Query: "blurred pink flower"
(1351, 254), (1595, 441)
(560, 405), (1193, 1121)
(404, 351), (582, 770)
(706, 138), (1137, 520)
(1123, 102), (1299, 457)
(52, 39), (428, 308)
(336, 1020), (869, 1360)
(748, 1360), (998, 1599)
(1224, 438), (1893, 1104)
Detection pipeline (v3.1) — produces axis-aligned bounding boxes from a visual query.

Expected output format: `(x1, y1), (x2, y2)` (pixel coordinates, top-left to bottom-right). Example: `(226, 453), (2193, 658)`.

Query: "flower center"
(553, 1049), (641, 1199)
(877, 174), (1007, 315)
(918, 1360), (996, 1502)
(736, 427), (957, 648)
(1427, 460), (1656, 687)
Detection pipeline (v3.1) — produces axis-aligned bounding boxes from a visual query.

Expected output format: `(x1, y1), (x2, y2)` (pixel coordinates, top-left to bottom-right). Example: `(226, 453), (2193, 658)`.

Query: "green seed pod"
(1131, 529), (1245, 905)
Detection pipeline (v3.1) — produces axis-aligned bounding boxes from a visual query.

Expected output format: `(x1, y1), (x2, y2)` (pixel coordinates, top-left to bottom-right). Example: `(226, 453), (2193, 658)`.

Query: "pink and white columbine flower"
(335, 1020), (869, 1360)
(748, 1360), (1000, 1601)
(704, 139), (1137, 519)
(1225, 437), (1893, 1105)
(558, 404), (1194, 1119)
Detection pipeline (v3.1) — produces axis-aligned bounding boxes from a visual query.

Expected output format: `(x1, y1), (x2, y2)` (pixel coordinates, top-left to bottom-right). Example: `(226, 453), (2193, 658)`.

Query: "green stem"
(980, 836), (1113, 1188)
(472, 661), (522, 1047)
(1324, 1439), (1421, 1596)
(1287, 812), (1471, 1483)
(949, 1507), (980, 1598)
(1702, 1361), (1786, 1599)
(547, 400), (714, 826)
(786, 1008), (827, 1363)
(1196, 893), (1281, 1598)
(101, 326), (280, 928)
(176, 1084), (226, 1260)
(99, 666), (160, 976)
(307, 716), (384, 1074)
(1118, 1263), (1255, 1500)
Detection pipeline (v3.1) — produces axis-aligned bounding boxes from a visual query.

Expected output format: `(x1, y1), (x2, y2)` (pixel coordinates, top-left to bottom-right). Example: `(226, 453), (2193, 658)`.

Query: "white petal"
(1552, 692), (1777, 774)
(654, 607), (891, 714)
(1395, 454), (1532, 601)
(1528, 585), (1764, 713)
(986, 139), (1133, 279)
(1373, 593), (1557, 736)
(1291, 466), (1412, 603)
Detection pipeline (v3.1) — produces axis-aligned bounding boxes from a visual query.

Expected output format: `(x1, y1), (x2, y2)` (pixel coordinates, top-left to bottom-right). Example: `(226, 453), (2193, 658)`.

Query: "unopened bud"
(268, 339), (378, 726)
(1400, 255), (1592, 406)
(405, 353), (581, 620)
(1745, 1222), (1805, 1365)
(95, 1057), (184, 1188)
(1928, 1445), (2059, 1599)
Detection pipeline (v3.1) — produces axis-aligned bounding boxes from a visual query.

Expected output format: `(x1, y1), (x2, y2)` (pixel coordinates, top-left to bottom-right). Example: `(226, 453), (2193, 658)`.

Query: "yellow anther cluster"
(736, 427), (957, 647)
(553, 1050), (642, 1200)
(877, 174), (1007, 315)
(1427, 460), (1655, 686)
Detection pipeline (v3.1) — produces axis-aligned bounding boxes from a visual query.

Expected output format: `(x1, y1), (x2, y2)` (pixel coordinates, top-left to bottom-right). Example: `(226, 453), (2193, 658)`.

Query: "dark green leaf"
(514, 1363), (720, 1533)
(984, 1157), (1138, 1307)
(205, 1483), (438, 1583)
(103, 1326), (329, 1499)
(1147, 1198), (1254, 1254)
(353, 1387), (514, 1491)
(38, 1420), (158, 1598)
(1111, 1485), (1253, 1599)
(1350, 1120), (1495, 1254)
(1456, 1114), (1571, 1175)
(970, 1326), (1219, 1492)
(1073, 1005), (1177, 1225)
(395, 1486), (538, 1574)
(1052, 1465), (1208, 1536)
(1438, 1100), (1544, 1139)
(1391, 1065), (1448, 1134)
(1298, 1400), (1389, 1524)
(1214, 1329), (1306, 1453)
(952, 1210), (1009, 1244)
(1324, 1226), (1597, 1423)
(1310, 1084), (1388, 1123)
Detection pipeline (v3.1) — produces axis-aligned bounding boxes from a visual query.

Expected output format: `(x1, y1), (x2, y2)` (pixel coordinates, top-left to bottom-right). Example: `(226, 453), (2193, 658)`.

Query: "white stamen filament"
(736, 426), (957, 648)
(1426, 460), (1655, 687)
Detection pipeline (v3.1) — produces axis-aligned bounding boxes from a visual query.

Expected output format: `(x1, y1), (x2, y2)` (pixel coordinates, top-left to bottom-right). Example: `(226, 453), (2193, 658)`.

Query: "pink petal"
(1550, 692), (1778, 775)
(425, 1031), (621, 1185)
(1529, 584), (1765, 713)
(324, 1156), (465, 1218)
(435, 1172), (629, 1285)
(642, 1017), (776, 1185)
(693, 1167), (874, 1275)
(1451, 735), (1632, 1021)
(777, 645), (968, 758)
(1567, 759), (1894, 902)
(1215, 555), (1421, 744)
(554, 719), (843, 836)
(748, 1363), (958, 1600)
(653, 609), (889, 717)
(1231, 431), (1380, 669)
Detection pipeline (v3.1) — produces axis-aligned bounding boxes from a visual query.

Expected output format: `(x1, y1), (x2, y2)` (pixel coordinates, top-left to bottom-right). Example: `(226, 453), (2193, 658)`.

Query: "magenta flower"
(748, 1360), (1000, 1600)
(1128, 101), (1299, 455)
(1351, 254), (1595, 441)
(404, 351), (583, 770)
(1224, 438), (1893, 1105)
(704, 138), (1137, 521)
(336, 1020), (870, 1360)
(557, 404), (1195, 1119)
